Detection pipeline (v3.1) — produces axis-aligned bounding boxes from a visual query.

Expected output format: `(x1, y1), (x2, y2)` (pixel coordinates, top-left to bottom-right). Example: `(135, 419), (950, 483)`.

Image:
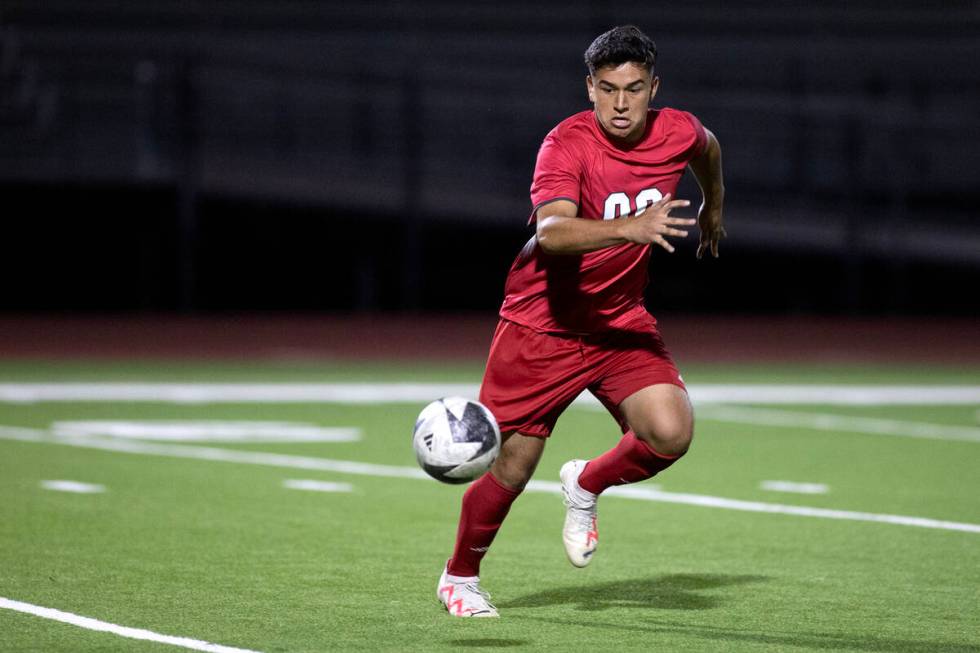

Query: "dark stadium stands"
(1, 2), (978, 311)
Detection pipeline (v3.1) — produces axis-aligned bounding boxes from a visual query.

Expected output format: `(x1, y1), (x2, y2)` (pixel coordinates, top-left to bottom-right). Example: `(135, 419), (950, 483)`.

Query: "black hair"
(584, 25), (657, 75)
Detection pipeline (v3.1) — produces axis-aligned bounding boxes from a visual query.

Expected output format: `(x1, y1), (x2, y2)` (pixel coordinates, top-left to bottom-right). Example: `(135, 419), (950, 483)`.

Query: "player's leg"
(439, 319), (585, 616)
(560, 384), (691, 567)
(622, 382), (693, 456)
(438, 432), (545, 617)
(447, 432), (545, 576)
(560, 315), (690, 567)
(489, 430), (548, 490)
(579, 383), (693, 492)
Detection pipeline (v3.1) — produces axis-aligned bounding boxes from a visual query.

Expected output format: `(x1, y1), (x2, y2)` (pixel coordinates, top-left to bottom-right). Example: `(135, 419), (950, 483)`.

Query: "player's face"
(586, 62), (659, 145)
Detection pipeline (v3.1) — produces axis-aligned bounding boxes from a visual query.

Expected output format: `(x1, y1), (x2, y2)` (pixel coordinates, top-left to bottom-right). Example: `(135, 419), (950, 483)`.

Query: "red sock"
(447, 472), (521, 577)
(578, 431), (683, 495)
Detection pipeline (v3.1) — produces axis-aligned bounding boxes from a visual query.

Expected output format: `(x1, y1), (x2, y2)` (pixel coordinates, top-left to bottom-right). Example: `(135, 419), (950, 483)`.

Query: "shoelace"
(563, 483), (597, 522)
(562, 475), (596, 511)
(566, 504), (596, 532)
(463, 583), (496, 610)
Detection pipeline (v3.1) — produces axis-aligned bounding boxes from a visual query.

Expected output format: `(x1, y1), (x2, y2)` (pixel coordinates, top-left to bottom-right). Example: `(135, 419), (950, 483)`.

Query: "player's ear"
(649, 76), (660, 102)
(586, 75), (596, 103)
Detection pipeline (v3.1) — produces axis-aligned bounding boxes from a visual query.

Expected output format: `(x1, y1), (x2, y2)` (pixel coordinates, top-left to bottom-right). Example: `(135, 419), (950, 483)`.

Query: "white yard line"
(690, 385), (980, 405)
(698, 406), (980, 443)
(526, 482), (980, 534)
(0, 383), (478, 404)
(40, 480), (106, 494)
(282, 479), (353, 493)
(759, 480), (830, 495)
(51, 420), (360, 443)
(0, 597), (262, 653)
(0, 382), (978, 405)
(2, 425), (977, 535)
(0, 426), (428, 480)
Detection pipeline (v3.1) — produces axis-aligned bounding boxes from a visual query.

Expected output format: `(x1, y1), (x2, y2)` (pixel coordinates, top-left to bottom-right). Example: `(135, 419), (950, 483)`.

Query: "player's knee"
(635, 420), (693, 457)
(622, 384), (694, 457)
(490, 437), (542, 491)
(490, 456), (535, 491)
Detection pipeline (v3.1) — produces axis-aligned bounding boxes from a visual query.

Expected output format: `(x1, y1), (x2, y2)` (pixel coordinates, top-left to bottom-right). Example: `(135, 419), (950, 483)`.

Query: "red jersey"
(498, 107), (707, 334)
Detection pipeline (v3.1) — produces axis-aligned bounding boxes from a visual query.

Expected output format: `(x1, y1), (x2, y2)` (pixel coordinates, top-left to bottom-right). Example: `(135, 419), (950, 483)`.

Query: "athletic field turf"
(1, 360), (978, 652)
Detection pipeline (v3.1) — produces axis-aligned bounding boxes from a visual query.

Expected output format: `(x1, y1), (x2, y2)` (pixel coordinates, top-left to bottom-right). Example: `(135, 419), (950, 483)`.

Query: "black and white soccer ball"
(412, 397), (501, 484)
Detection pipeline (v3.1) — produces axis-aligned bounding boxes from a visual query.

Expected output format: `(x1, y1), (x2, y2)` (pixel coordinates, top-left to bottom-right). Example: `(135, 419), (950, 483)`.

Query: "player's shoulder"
(545, 110), (595, 146)
(653, 107), (703, 133)
(649, 107), (707, 155)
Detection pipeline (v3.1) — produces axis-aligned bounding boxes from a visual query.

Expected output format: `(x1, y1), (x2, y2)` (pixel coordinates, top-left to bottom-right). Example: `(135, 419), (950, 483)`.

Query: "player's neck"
(592, 109), (652, 149)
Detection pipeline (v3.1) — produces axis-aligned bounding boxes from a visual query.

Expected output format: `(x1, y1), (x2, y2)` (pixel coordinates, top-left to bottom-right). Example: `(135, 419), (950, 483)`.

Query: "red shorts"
(478, 314), (685, 438)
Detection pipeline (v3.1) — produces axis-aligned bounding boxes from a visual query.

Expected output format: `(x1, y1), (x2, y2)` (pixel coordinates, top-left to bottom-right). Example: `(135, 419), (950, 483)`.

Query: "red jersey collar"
(589, 108), (659, 152)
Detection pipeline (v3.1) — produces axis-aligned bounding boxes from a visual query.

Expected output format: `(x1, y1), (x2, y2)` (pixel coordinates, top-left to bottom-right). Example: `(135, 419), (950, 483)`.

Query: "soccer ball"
(413, 397), (501, 484)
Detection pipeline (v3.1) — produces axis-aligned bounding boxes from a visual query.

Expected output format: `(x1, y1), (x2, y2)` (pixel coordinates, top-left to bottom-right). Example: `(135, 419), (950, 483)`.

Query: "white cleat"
(437, 565), (499, 617)
(560, 459), (598, 568)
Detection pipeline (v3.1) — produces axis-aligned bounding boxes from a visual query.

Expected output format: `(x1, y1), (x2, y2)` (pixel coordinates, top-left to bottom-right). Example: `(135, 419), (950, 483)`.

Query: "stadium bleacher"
(1, 1), (978, 310)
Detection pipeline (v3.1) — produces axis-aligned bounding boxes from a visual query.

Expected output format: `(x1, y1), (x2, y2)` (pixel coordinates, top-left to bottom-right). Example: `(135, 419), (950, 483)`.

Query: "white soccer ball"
(413, 397), (501, 484)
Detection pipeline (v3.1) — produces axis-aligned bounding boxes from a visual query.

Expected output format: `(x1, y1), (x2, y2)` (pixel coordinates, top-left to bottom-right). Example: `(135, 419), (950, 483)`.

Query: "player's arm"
(535, 197), (696, 256)
(687, 127), (726, 259)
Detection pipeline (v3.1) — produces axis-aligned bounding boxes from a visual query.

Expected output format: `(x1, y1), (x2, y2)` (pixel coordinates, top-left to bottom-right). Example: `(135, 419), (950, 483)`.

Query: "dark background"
(2, 1), (979, 317)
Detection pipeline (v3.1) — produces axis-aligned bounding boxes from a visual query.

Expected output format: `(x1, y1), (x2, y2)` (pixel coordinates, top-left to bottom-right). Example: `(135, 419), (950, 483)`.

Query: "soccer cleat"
(560, 459), (599, 568)
(437, 565), (499, 617)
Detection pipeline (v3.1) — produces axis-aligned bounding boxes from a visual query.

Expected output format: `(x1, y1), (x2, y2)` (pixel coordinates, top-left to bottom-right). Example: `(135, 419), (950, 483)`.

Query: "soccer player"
(437, 25), (725, 617)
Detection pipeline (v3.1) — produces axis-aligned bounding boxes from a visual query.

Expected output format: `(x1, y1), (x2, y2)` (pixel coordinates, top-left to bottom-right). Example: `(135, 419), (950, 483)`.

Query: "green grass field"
(1, 360), (979, 652)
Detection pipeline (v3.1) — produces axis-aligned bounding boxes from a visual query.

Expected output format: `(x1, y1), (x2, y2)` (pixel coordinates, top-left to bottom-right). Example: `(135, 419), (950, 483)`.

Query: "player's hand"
(621, 193), (697, 254)
(696, 201), (726, 259)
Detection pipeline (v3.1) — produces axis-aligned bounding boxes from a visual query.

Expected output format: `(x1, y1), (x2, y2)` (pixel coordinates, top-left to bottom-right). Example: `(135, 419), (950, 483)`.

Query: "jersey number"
(603, 188), (663, 220)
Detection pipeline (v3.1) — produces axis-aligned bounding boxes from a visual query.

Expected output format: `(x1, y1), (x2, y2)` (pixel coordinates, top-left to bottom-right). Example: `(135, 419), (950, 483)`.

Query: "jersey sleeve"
(528, 133), (581, 223)
(679, 110), (709, 161)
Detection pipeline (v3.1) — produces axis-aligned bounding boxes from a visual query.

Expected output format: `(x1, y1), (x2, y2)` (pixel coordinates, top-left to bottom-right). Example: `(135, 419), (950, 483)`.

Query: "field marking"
(0, 597), (262, 653)
(0, 382), (474, 404)
(0, 382), (978, 405)
(40, 480), (106, 494)
(283, 479), (353, 493)
(524, 482), (980, 533)
(51, 420), (361, 443)
(759, 480), (829, 495)
(690, 385), (980, 405)
(2, 425), (978, 535)
(0, 426), (428, 480)
(697, 406), (980, 443)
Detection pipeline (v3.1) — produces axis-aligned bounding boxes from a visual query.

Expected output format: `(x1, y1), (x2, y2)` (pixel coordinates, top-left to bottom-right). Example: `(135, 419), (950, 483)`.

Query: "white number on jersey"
(602, 192), (631, 220)
(602, 188), (663, 220)
(635, 188), (664, 215)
